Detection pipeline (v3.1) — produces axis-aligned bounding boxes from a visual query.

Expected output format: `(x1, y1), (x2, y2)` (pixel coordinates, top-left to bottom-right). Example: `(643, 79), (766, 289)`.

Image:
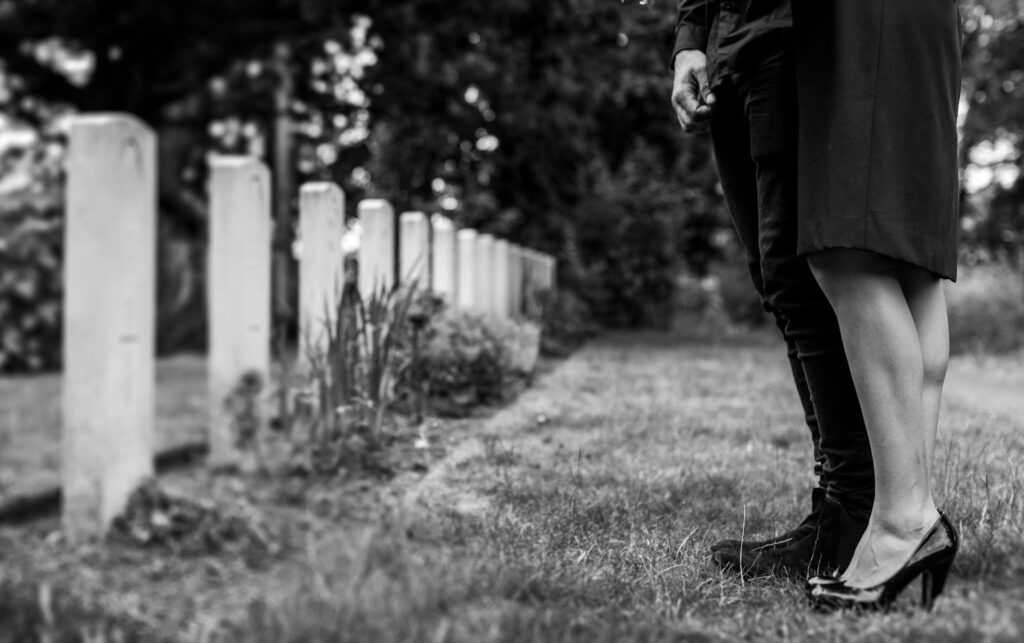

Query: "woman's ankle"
(871, 504), (940, 539)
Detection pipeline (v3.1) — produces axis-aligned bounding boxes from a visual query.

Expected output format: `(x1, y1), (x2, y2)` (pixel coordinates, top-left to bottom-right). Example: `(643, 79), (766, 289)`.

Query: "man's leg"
(706, 77), (828, 554)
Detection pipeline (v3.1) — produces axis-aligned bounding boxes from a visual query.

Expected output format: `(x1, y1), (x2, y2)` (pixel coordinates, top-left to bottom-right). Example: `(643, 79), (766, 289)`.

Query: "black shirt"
(673, 0), (793, 87)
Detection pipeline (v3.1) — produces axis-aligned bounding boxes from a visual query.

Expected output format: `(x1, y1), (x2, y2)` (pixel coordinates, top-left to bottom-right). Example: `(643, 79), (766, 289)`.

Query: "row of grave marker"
(61, 114), (556, 540)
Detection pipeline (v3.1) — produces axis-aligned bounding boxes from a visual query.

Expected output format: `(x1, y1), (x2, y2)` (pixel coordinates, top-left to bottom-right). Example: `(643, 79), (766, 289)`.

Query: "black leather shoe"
(711, 490), (869, 578)
(806, 512), (958, 611)
(818, 493), (871, 573)
(710, 488), (825, 555)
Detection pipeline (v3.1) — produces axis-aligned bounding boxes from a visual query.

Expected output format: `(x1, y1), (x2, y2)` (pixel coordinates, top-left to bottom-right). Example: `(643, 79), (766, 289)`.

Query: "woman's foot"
(840, 506), (941, 589)
(806, 512), (958, 611)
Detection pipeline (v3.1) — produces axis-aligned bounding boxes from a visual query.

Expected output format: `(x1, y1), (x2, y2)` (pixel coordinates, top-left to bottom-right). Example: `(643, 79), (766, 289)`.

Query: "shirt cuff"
(671, 25), (709, 68)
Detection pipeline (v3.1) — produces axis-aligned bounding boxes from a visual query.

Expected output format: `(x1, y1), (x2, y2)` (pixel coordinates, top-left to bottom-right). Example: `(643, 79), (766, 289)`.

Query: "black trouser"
(709, 56), (874, 512)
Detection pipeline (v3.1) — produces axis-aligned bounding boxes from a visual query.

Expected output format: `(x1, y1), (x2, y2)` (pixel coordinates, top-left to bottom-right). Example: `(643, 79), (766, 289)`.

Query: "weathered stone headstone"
(63, 114), (157, 540)
(494, 240), (511, 318)
(522, 248), (543, 319)
(508, 244), (524, 319)
(207, 156), (272, 468)
(431, 215), (457, 303)
(475, 234), (496, 314)
(399, 211), (429, 288)
(357, 199), (395, 300)
(298, 182), (345, 364)
(456, 229), (477, 311)
(544, 254), (558, 291)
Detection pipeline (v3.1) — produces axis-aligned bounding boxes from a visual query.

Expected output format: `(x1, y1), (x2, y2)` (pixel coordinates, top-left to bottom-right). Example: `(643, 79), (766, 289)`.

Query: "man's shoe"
(711, 490), (869, 578)
(709, 487), (825, 555)
(712, 520), (829, 578)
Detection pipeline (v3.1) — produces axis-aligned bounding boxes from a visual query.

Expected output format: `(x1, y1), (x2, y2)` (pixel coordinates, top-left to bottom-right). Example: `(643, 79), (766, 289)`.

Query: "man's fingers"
(673, 102), (692, 131)
(693, 67), (717, 106)
(677, 84), (703, 120)
(673, 88), (712, 133)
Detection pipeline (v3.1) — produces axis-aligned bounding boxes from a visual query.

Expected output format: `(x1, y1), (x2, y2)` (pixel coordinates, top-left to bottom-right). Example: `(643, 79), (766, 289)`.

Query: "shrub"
(669, 270), (736, 338)
(0, 197), (211, 373)
(538, 288), (596, 357)
(946, 261), (1024, 354)
(284, 280), (419, 476)
(0, 199), (63, 373)
(710, 259), (767, 327)
(395, 309), (540, 417)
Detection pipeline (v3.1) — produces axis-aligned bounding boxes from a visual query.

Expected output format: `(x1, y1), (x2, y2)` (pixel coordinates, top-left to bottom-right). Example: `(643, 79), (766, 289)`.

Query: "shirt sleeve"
(673, 0), (711, 64)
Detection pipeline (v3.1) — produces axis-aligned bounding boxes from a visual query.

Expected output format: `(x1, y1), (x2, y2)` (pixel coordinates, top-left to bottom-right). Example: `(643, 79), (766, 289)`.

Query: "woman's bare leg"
(901, 271), (949, 476)
(807, 249), (939, 588)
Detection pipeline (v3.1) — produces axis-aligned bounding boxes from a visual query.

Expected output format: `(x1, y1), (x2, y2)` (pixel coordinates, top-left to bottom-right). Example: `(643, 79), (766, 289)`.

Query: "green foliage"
(0, 200), (63, 373)
(709, 257), (768, 328)
(569, 141), (728, 327)
(946, 261), (1024, 354)
(288, 281), (417, 476)
(957, 1), (1024, 261)
(538, 288), (597, 357)
(395, 309), (540, 417)
(0, 0), (732, 336)
(109, 479), (279, 562)
(361, 1), (730, 327)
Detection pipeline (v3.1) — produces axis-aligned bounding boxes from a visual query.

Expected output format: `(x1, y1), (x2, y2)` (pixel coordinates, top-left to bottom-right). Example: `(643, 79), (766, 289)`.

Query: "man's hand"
(671, 50), (716, 133)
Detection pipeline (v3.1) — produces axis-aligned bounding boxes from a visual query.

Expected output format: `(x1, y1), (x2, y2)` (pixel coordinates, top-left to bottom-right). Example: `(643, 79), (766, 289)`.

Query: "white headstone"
(63, 114), (156, 539)
(544, 254), (558, 291)
(431, 215), (457, 303)
(357, 199), (395, 300)
(508, 244), (523, 319)
(399, 211), (429, 289)
(456, 229), (477, 311)
(298, 182), (345, 364)
(523, 248), (543, 318)
(494, 240), (511, 318)
(207, 156), (272, 467)
(475, 234), (496, 314)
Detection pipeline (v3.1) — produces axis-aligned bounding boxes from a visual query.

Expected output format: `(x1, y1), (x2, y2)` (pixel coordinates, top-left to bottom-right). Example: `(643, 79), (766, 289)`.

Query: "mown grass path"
(2, 332), (1024, 641)
(344, 331), (1024, 642)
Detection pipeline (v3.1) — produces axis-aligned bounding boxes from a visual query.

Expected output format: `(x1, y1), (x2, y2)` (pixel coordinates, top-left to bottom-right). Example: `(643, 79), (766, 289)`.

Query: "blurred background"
(1, 0), (1023, 374)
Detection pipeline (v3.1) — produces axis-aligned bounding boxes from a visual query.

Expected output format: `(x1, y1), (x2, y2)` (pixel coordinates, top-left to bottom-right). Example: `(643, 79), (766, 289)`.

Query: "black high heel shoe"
(805, 511), (958, 611)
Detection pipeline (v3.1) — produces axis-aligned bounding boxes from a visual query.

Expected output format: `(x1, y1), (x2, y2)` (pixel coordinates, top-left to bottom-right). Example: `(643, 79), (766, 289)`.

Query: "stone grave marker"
(476, 234), (496, 314)
(207, 156), (272, 468)
(494, 240), (511, 318)
(456, 229), (477, 311)
(63, 114), (157, 540)
(298, 182), (345, 365)
(358, 199), (395, 300)
(399, 211), (429, 289)
(431, 214), (457, 303)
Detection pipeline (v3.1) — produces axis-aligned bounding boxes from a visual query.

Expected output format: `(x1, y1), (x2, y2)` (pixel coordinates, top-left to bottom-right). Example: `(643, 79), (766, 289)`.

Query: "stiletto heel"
(922, 556), (954, 610)
(806, 512), (959, 611)
(920, 569), (934, 610)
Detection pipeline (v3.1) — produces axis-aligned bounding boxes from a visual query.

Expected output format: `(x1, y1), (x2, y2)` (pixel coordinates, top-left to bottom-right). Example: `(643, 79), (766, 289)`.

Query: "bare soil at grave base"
(3, 330), (1024, 642)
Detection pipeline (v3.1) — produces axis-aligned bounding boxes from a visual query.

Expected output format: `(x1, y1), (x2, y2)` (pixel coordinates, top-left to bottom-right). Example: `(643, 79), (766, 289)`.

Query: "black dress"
(792, 0), (963, 280)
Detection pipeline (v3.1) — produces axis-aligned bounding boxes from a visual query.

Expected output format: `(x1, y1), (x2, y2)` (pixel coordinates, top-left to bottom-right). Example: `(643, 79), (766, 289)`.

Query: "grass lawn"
(0, 355), (207, 503)
(2, 330), (1024, 641)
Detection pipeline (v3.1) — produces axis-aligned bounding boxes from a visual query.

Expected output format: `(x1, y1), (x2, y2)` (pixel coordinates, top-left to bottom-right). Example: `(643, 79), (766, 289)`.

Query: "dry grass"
(2, 331), (1024, 641)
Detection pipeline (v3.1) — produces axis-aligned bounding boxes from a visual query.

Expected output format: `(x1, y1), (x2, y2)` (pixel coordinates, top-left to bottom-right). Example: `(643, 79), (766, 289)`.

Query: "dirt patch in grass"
(2, 333), (1024, 641)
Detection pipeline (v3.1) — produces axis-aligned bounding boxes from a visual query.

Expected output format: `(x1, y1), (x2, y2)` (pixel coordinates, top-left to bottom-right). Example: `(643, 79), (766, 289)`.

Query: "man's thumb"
(695, 67), (714, 104)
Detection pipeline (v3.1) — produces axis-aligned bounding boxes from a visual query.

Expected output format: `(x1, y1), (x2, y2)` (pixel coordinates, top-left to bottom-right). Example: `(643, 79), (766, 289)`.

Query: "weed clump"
(109, 479), (279, 564)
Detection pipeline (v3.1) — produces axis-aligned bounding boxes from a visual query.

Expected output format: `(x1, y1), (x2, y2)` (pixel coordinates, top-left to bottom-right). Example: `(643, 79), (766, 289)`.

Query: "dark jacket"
(673, 0), (792, 86)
